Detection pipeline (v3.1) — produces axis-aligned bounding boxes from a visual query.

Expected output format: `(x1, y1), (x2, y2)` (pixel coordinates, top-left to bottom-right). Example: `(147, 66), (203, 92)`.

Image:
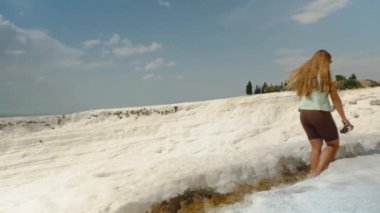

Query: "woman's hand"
(342, 118), (352, 126)
(340, 118), (354, 134)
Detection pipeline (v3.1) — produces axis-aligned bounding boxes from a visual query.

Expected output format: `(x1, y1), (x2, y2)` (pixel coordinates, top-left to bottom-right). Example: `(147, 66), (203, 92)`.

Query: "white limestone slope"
(0, 87), (379, 213)
(210, 154), (380, 213)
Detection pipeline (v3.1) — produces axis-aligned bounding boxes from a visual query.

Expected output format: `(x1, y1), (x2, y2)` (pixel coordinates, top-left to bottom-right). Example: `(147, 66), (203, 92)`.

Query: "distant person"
(286, 49), (353, 176)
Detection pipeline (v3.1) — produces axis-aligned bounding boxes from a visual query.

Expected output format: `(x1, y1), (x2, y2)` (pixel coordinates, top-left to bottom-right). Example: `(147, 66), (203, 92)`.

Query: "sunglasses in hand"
(340, 123), (354, 134)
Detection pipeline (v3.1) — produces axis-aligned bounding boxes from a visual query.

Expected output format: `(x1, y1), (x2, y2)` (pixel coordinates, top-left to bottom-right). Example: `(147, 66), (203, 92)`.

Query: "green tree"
(335, 74), (346, 81)
(261, 82), (268, 93)
(335, 73), (361, 89)
(344, 79), (360, 89)
(254, 85), (261, 94)
(349, 73), (357, 80)
(246, 81), (253, 95)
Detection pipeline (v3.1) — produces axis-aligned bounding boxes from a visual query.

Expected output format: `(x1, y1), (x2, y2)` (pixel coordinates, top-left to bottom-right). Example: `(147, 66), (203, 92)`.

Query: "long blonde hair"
(286, 49), (332, 96)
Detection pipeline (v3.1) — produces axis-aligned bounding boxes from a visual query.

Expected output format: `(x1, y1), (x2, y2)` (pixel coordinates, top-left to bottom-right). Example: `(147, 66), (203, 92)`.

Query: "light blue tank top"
(299, 72), (335, 112)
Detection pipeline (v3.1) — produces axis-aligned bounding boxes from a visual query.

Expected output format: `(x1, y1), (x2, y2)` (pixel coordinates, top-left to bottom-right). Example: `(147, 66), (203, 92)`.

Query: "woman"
(287, 49), (352, 176)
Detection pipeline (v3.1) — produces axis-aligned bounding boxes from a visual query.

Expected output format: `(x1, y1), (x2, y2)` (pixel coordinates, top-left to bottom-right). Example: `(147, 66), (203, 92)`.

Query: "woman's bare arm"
(330, 82), (351, 125)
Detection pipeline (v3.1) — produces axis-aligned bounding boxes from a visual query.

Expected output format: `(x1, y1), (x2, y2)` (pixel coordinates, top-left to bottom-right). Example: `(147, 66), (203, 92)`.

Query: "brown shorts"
(300, 110), (339, 142)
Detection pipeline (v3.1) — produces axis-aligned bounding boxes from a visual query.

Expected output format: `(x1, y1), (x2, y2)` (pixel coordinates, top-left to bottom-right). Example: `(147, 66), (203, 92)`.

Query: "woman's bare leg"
(315, 139), (340, 175)
(309, 139), (323, 176)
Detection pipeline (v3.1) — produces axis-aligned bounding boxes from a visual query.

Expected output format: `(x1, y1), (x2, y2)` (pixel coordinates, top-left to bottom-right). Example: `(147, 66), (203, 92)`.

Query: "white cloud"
(275, 48), (304, 56)
(222, 0), (253, 25)
(167, 61), (176, 67)
(0, 15), (10, 25)
(35, 76), (46, 84)
(143, 73), (161, 81)
(0, 14), (112, 85)
(0, 16), (84, 71)
(145, 58), (165, 71)
(291, 0), (350, 24)
(112, 42), (162, 57)
(273, 48), (309, 70)
(0, 14), (168, 90)
(137, 58), (176, 80)
(80, 60), (113, 70)
(16, 34), (28, 44)
(333, 53), (380, 79)
(274, 49), (380, 80)
(222, 0), (289, 29)
(106, 33), (121, 46)
(158, 0), (170, 7)
(82, 39), (101, 48)
(83, 34), (163, 58)
(136, 58), (176, 71)
(4, 50), (25, 55)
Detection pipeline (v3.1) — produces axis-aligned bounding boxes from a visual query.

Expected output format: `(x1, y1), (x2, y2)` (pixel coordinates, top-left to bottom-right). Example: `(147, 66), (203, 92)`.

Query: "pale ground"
(210, 154), (380, 213)
(0, 87), (379, 213)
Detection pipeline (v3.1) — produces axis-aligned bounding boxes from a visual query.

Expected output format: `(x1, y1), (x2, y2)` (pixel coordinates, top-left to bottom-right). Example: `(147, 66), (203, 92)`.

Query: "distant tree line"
(246, 81), (285, 95)
(335, 73), (361, 90)
(245, 73), (361, 95)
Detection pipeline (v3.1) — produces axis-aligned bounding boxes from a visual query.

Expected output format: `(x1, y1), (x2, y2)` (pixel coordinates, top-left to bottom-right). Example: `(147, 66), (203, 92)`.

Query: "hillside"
(1, 87), (380, 213)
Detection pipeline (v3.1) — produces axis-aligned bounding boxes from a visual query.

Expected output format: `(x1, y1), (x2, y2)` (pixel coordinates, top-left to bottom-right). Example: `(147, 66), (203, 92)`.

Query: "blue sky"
(1, 0), (379, 116)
